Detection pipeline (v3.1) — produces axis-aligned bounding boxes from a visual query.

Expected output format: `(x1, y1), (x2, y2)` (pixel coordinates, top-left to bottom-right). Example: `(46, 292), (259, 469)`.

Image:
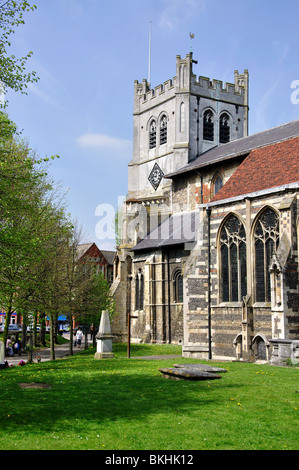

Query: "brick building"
(112, 52), (299, 364)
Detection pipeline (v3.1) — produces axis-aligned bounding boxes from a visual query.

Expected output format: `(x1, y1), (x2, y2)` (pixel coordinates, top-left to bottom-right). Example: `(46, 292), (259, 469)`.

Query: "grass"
(0, 342), (298, 450)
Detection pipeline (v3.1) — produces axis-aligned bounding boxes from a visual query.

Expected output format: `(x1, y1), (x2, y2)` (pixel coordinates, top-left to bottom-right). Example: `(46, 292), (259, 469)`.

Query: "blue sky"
(5, 0), (299, 250)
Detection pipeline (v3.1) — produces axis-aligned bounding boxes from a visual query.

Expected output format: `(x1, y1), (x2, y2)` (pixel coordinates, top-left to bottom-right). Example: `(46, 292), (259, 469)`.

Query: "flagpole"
(148, 21), (151, 88)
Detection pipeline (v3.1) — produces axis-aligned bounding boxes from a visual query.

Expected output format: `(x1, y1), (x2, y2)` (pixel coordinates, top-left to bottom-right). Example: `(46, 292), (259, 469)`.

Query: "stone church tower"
(111, 53), (249, 343)
(128, 52), (248, 204)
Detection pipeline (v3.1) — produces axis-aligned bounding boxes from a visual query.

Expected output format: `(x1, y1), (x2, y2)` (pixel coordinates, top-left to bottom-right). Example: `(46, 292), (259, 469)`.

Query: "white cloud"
(76, 133), (132, 155)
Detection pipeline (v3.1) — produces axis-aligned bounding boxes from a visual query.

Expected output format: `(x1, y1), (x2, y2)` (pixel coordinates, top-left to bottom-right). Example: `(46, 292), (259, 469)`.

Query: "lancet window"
(219, 113), (230, 143)
(149, 120), (156, 149)
(203, 110), (214, 141)
(160, 115), (167, 145)
(135, 270), (144, 310)
(173, 270), (183, 303)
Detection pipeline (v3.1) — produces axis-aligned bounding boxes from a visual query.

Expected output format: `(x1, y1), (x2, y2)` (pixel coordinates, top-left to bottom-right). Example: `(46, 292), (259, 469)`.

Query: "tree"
(0, 0), (38, 103)
(0, 113), (51, 347)
(76, 272), (115, 349)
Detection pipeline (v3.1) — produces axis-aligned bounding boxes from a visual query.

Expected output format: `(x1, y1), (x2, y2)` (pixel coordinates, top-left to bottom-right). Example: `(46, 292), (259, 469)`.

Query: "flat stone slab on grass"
(159, 367), (222, 381)
(173, 363), (227, 373)
(18, 382), (52, 389)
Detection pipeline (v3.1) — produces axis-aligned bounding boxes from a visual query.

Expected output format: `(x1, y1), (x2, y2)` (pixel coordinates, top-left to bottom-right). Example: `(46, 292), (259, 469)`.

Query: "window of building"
(213, 173), (223, 195)
(160, 115), (167, 145)
(173, 270), (183, 303)
(220, 215), (247, 302)
(254, 208), (279, 302)
(135, 270), (144, 310)
(203, 110), (214, 141)
(219, 113), (230, 143)
(149, 120), (156, 149)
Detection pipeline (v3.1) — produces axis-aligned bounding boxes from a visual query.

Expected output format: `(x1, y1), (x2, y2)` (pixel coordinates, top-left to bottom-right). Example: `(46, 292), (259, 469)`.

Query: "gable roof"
(76, 243), (115, 264)
(165, 119), (299, 178)
(211, 136), (299, 203)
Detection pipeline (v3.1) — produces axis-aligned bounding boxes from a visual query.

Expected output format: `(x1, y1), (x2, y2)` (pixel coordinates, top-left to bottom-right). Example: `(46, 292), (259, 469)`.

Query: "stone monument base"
(94, 352), (114, 359)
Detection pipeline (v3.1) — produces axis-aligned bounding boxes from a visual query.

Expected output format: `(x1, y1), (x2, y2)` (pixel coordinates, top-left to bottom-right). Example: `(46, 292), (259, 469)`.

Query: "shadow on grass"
(0, 347), (238, 434)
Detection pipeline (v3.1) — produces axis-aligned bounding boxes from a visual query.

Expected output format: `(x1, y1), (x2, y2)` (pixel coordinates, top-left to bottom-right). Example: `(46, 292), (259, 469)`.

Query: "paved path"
(3, 337), (87, 366)
(3, 335), (181, 367)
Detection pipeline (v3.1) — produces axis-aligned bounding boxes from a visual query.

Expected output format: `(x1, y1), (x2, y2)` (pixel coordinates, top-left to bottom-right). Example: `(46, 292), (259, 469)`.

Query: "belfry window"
(160, 115), (167, 145)
(203, 110), (214, 141)
(219, 113), (230, 143)
(254, 208), (279, 302)
(220, 215), (247, 302)
(173, 270), (183, 303)
(149, 120), (156, 149)
(135, 270), (144, 310)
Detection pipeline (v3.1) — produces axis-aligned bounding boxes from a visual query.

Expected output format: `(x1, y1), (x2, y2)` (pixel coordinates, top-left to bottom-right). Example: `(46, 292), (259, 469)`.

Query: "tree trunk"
(50, 317), (55, 360)
(69, 315), (74, 356)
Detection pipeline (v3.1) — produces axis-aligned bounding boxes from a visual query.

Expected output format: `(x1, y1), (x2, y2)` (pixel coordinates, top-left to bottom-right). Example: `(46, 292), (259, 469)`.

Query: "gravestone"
(94, 310), (114, 359)
(159, 367), (222, 381)
(173, 363), (227, 373)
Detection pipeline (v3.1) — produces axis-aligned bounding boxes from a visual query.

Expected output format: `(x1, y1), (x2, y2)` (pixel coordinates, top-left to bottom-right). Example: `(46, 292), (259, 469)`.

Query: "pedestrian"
(13, 338), (20, 355)
(6, 337), (14, 357)
(76, 327), (83, 348)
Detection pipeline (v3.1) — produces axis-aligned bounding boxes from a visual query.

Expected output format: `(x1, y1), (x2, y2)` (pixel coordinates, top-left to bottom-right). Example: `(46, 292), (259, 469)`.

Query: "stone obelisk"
(94, 310), (114, 359)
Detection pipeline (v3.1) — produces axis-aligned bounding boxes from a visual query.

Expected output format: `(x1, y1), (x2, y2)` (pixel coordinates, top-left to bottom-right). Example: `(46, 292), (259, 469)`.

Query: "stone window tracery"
(220, 215), (247, 302)
(219, 113), (230, 143)
(160, 115), (167, 145)
(203, 110), (214, 141)
(254, 208), (279, 302)
(149, 120), (156, 149)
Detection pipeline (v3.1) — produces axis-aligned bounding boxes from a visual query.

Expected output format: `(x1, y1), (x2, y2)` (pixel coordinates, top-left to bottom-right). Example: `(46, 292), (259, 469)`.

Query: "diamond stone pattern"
(148, 163), (164, 190)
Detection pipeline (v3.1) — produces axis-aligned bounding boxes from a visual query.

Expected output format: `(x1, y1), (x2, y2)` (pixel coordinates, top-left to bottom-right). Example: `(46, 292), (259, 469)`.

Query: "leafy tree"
(76, 272), (115, 348)
(0, 0), (39, 104)
(0, 113), (51, 347)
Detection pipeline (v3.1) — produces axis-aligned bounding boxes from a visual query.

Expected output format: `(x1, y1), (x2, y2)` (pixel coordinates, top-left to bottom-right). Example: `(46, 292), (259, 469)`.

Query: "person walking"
(76, 327), (83, 348)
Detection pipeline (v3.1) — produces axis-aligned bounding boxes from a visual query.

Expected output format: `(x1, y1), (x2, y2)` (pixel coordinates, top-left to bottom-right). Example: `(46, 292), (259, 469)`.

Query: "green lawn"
(0, 343), (298, 450)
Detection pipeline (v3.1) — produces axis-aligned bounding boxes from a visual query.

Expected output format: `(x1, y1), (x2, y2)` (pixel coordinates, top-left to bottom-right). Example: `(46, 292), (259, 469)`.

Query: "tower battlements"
(134, 77), (176, 114)
(134, 53), (248, 114)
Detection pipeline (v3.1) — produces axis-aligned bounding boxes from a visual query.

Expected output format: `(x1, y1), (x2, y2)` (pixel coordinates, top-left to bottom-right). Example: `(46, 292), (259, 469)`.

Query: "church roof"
(210, 135), (299, 203)
(133, 211), (197, 251)
(165, 119), (299, 178)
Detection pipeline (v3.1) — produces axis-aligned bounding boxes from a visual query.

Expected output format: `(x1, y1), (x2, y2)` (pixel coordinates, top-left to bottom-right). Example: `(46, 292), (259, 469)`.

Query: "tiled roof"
(211, 136), (299, 203)
(165, 119), (299, 178)
(101, 250), (116, 265)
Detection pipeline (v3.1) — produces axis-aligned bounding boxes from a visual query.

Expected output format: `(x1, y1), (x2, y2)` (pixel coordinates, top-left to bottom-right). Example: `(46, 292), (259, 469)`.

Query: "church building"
(111, 52), (299, 364)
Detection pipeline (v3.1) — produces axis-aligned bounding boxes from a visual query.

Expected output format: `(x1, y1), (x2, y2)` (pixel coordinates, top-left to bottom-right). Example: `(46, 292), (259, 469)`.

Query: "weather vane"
(189, 32), (194, 52)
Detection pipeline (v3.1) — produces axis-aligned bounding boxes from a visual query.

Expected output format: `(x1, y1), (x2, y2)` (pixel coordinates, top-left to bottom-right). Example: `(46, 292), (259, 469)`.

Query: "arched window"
(219, 113), (230, 143)
(213, 173), (223, 196)
(254, 208), (279, 302)
(203, 110), (214, 141)
(135, 270), (144, 310)
(220, 215), (247, 302)
(160, 115), (167, 145)
(149, 120), (156, 149)
(173, 270), (183, 303)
